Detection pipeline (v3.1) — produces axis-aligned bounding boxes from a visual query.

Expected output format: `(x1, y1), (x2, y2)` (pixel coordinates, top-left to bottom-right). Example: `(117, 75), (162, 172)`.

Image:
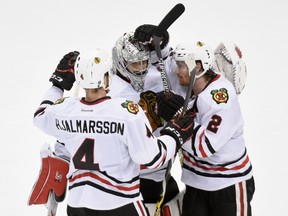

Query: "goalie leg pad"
(144, 189), (185, 216)
(161, 189), (185, 216)
(145, 203), (158, 216)
(28, 143), (69, 205)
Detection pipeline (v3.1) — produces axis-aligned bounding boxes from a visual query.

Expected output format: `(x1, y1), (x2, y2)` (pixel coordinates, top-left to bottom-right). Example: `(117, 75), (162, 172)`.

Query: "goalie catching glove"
(213, 42), (247, 94)
(138, 90), (164, 132)
(156, 90), (184, 122)
(134, 24), (170, 50)
(160, 110), (195, 149)
(49, 51), (80, 90)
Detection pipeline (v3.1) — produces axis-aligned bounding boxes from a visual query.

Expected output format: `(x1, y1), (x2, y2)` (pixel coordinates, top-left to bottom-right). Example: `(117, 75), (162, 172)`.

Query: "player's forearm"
(42, 85), (64, 104)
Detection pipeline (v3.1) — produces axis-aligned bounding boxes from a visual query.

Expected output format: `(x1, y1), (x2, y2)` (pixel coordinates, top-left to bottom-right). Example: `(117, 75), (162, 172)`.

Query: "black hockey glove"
(156, 91), (184, 122)
(134, 24), (169, 50)
(160, 111), (195, 148)
(138, 90), (164, 132)
(49, 51), (80, 90)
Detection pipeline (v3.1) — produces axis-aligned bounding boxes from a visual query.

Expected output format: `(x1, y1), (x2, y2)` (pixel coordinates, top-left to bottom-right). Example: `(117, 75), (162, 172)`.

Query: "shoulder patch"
(210, 88), (229, 104)
(54, 97), (68, 105)
(121, 100), (139, 114)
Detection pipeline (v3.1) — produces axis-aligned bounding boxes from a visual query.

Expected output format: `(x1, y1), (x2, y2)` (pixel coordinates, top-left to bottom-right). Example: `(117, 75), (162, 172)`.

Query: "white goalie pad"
(161, 189), (185, 216)
(213, 42), (247, 94)
(28, 143), (69, 206)
(145, 189), (185, 216)
(145, 203), (157, 216)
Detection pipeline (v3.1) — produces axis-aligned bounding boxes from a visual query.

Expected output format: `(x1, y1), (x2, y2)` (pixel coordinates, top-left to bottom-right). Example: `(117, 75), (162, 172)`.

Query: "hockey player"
(32, 49), (195, 216)
(110, 30), (184, 215)
(133, 24), (191, 216)
(157, 42), (255, 216)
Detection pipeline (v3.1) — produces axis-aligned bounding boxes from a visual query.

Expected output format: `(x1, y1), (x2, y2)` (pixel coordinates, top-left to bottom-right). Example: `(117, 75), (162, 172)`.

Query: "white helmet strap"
(195, 70), (206, 79)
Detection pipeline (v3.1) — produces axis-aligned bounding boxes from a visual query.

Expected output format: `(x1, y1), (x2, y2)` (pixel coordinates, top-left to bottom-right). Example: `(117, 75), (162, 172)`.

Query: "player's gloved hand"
(134, 24), (169, 50)
(49, 51), (80, 90)
(139, 90), (164, 132)
(160, 110), (195, 148)
(156, 91), (184, 122)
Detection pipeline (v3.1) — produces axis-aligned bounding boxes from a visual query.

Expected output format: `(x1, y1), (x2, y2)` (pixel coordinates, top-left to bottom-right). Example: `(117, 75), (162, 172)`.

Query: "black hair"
(204, 69), (217, 81)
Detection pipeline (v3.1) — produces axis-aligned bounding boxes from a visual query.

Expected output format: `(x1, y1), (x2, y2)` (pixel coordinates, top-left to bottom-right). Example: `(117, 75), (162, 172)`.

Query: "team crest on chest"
(121, 100), (139, 114)
(210, 88), (229, 104)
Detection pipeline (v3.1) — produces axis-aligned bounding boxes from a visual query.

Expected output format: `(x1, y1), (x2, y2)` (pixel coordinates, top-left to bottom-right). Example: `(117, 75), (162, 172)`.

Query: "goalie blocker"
(28, 143), (69, 206)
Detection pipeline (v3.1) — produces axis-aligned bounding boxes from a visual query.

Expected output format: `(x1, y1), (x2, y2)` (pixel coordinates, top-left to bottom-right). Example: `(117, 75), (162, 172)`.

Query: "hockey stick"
(181, 66), (197, 115)
(153, 3), (185, 92)
(152, 3), (185, 216)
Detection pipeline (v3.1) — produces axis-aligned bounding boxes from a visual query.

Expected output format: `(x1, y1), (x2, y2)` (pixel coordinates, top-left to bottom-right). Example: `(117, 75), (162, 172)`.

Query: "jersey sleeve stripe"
(142, 140), (167, 169)
(191, 125), (200, 156)
(198, 131), (208, 157)
(34, 107), (45, 118)
(193, 126), (216, 158)
(40, 100), (54, 106)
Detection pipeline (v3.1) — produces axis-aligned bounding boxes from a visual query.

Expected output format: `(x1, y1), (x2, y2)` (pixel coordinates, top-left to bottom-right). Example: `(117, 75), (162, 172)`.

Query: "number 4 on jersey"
(73, 138), (100, 171)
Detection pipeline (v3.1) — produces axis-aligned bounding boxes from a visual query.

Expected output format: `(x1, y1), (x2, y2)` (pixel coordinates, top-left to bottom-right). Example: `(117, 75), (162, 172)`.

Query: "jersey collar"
(80, 96), (111, 105)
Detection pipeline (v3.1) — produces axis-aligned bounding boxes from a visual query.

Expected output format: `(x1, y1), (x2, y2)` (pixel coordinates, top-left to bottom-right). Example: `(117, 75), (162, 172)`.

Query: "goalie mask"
(213, 42), (247, 94)
(74, 49), (113, 91)
(174, 41), (214, 79)
(112, 32), (150, 92)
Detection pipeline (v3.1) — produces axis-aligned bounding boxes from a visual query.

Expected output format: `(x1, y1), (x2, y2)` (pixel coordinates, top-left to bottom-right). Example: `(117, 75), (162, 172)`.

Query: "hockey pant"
(182, 177), (255, 216)
(67, 200), (149, 216)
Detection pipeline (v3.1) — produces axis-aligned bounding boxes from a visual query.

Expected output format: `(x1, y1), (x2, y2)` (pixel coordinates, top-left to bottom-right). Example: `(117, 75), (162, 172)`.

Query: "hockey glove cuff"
(156, 91), (184, 122)
(160, 111), (194, 148)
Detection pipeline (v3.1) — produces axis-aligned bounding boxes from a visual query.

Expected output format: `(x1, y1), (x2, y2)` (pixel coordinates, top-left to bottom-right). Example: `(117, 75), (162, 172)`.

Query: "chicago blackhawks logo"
(121, 100), (139, 114)
(211, 88), (229, 104)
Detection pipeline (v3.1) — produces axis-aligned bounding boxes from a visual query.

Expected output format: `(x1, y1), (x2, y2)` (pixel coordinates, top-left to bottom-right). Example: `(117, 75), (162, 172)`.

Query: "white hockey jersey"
(181, 74), (253, 191)
(147, 46), (188, 98)
(108, 46), (187, 182)
(33, 86), (176, 210)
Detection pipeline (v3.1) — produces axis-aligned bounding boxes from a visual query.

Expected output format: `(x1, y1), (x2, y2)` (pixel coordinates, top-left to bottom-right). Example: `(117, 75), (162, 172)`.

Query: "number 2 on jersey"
(73, 138), (100, 171)
(207, 114), (222, 133)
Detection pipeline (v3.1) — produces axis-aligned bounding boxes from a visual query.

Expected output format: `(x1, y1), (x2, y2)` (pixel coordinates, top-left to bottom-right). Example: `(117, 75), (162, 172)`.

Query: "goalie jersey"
(108, 46), (187, 182)
(33, 86), (176, 210)
(181, 74), (253, 191)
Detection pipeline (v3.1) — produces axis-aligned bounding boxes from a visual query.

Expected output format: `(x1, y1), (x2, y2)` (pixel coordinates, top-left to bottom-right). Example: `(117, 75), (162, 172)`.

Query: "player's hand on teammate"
(134, 24), (169, 50)
(160, 110), (195, 149)
(156, 91), (184, 122)
(49, 51), (80, 90)
(139, 90), (164, 132)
